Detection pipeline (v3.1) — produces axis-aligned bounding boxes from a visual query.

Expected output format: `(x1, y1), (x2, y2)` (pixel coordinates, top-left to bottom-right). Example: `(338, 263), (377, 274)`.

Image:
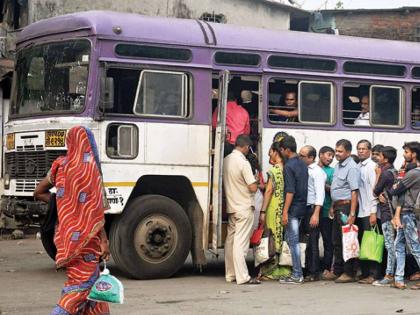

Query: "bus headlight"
(4, 173), (10, 190)
(6, 133), (15, 150)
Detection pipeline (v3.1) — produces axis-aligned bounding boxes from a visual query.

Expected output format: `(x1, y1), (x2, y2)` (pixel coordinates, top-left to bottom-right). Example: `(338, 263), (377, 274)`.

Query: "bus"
(2, 10), (419, 279)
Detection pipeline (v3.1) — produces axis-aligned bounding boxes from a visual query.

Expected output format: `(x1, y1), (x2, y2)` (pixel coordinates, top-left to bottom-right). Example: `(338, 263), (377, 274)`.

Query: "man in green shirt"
(318, 146), (335, 280)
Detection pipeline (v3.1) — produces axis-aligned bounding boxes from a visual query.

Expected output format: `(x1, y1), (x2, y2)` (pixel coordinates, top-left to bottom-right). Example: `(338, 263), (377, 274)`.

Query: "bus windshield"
(11, 40), (91, 116)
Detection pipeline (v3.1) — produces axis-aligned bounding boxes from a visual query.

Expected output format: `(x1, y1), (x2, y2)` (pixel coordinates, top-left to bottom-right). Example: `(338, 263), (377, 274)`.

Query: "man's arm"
(347, 167), (360, 225)
(282, 164), (296, 225)
(34, 177), (53, 203)
(242, 162), (257, 193)
(348, 190), (359, 225)
(269, 109), (298, 118)
(310, 170), (326, 228)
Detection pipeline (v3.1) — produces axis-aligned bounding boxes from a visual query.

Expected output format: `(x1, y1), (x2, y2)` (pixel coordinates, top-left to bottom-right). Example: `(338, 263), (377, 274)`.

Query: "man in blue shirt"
(278, 135), (308, 284)
(331, 139), (360, 283)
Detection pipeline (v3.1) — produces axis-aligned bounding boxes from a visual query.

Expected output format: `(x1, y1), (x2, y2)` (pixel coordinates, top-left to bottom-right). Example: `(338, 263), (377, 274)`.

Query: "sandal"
(244, 278), (261, 285)
(409, 272), (420, 281)
(410, 283), (420, 290)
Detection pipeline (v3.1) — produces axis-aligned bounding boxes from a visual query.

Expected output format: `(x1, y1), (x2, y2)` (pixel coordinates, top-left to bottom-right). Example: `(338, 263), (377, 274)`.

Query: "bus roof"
(17, 10), (420, 64)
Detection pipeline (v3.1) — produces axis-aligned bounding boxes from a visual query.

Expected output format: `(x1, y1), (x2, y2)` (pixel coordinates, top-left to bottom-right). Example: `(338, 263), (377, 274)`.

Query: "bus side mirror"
(99, 77), (114, 110)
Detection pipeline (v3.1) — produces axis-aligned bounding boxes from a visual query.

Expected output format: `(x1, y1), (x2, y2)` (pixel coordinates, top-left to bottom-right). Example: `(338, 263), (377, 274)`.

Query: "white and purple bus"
(2, 11), (419, 279)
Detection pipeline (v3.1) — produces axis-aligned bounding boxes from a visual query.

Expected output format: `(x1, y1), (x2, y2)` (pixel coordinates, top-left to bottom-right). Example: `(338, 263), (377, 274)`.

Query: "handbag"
(359, 225), (385, 263)
(40, 193), (58, 259)
(278, 241), (306, 267)
(250, 223), (264, 246)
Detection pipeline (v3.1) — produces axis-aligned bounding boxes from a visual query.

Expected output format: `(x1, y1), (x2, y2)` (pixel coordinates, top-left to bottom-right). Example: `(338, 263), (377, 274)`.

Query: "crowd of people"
(223, 132), (420, 290)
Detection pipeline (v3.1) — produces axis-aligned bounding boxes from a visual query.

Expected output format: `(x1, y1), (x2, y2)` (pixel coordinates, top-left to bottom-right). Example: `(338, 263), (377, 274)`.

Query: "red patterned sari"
(49, 126), (110, 315)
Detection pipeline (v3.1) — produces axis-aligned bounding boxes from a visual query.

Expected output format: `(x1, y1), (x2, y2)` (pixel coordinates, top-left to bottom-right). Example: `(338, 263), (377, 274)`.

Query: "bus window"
(342, 84), (371, 126)
(104, 68), (140, 114)
(412, 87), (420, 128)
(106, 123), (138, 159)
(268, 78), (334, 125)
(268, 78), (298, 123)
(298, 81), (333, 124)
(133, 70), (189, 118)
(370, 85), (403, 127)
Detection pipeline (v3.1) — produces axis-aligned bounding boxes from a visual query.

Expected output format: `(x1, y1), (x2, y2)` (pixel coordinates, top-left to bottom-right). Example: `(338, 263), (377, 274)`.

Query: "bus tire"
(117, 195), (192, 279)
(109, 215), (130, 275)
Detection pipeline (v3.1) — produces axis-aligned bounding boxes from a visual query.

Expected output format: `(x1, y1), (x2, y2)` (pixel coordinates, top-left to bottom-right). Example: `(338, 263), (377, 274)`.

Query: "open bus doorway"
(210, 73), (261, 250)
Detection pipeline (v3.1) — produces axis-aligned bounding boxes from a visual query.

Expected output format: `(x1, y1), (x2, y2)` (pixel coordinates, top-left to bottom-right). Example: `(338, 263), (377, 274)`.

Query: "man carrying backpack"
(389, 142), (420, 289)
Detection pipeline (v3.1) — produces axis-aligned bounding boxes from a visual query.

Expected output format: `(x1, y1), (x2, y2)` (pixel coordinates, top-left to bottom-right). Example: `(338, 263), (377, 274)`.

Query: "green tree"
(335, 1), (344, 9)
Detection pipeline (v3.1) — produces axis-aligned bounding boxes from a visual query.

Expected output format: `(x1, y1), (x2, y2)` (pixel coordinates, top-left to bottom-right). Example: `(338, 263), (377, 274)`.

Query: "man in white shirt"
(299, 145), (326, 281)
(354, 96), (370, 126)
(223, 134), (258, 285)
(356, 139), (380, 284)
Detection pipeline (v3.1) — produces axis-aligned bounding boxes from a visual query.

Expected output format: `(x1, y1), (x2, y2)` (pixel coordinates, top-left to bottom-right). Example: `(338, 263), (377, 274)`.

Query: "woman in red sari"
(35, 126), (110, 315)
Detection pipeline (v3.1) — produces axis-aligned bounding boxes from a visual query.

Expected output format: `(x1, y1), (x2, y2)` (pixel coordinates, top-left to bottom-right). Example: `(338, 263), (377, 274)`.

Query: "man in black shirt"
(372, 146), (397, 287)
(278, 135), (308, 284)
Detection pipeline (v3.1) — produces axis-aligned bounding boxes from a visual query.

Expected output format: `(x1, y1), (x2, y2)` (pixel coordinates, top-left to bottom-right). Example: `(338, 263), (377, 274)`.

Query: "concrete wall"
(29, 0), (290, 31)
(330, 10), (420, 42)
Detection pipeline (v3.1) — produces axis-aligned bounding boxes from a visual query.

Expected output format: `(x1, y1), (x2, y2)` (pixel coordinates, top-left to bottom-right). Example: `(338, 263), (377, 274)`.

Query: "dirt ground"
(1, 235), (420, 315)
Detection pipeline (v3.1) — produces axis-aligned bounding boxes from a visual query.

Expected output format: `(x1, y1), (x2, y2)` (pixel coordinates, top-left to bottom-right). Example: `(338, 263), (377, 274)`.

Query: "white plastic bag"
(278, 241), (306, 267)
(342, 224), (359, 262)
(254, 237), (270, 266)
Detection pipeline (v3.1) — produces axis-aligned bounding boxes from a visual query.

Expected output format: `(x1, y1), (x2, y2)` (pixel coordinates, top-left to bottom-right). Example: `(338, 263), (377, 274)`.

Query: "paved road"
(0, 236), (419, 315)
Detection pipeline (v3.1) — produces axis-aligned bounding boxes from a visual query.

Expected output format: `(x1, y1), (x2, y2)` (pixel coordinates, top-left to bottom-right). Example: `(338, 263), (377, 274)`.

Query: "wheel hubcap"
(134, 214), (178, 264)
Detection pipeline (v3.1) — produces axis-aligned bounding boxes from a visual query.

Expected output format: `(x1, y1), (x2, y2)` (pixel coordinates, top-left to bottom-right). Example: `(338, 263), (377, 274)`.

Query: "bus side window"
(342, 84), (370, 126)
(370, 85), (403, 127)
(298, 81), (333, 124)
(268, 78), (298, 123)
(105, 68), (140, 114)
(411, 87), (420, 128)
(106, 123), (138, 159)
(133, 70), (189, 118)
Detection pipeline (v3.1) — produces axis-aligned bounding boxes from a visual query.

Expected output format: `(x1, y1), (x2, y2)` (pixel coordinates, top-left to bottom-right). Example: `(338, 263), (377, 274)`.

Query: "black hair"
(272, 131), (289, 143)
(235, 134), (252, 147)
(336, 139), (352, 152)
(246, 152), (261, 173)
(278, 135), (297, 153)
(372, 144), (385, 153)
(379, 146), (397, 165)
(403, 141), (420, 157)
(351, 154), (360, 164)
(227, 90), (236, 101)
(305, 145), (317, 160)
(357, 139), (372, 150)
(319, 146), (334, 157)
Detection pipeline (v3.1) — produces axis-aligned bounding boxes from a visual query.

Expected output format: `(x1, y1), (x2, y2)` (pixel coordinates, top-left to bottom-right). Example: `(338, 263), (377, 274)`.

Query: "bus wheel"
(117, 195), (192, 279)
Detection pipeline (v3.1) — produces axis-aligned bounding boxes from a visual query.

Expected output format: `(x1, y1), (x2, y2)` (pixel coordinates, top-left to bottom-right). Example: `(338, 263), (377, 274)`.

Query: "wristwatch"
(349, 212), (356, 217)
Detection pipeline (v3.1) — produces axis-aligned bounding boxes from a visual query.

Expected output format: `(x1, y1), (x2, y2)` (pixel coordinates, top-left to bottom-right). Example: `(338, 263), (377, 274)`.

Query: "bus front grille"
(5, 150), (66, 179)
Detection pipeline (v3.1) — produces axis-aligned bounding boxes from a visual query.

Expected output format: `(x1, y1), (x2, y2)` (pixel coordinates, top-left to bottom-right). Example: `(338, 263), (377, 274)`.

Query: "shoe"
(393, 281), (406, 290)
(241, 278), (261, 285)
(335, 273), (356, 283)
(321, 270), (337, 281)
(279, 275), (304, 284)
(372, 275), (394, 287)
(304, 274), (320, 282)
(358, 276), (375, 284)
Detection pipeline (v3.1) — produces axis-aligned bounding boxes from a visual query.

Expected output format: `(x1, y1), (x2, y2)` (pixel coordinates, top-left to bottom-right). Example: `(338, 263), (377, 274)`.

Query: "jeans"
(286, 216), (303, 278)
(320, 217), (333, 271)
(304, 206), (320, 276)
(332, 204), (357, 277)
(357, 216), (382, 279)
(382, 221), (396, 276)
(395, 212), (420, 282)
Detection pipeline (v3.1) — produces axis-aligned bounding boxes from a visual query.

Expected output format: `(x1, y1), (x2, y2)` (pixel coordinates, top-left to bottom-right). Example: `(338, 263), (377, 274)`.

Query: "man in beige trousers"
(223, 134), (259, 285)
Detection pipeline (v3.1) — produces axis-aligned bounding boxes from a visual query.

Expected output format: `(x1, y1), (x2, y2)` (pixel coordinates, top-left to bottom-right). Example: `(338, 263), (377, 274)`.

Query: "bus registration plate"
(45, 130), (66, 147)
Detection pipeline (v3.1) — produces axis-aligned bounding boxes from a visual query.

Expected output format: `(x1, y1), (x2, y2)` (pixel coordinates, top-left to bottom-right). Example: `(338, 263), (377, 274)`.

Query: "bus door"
(210, 70), (230, 254)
